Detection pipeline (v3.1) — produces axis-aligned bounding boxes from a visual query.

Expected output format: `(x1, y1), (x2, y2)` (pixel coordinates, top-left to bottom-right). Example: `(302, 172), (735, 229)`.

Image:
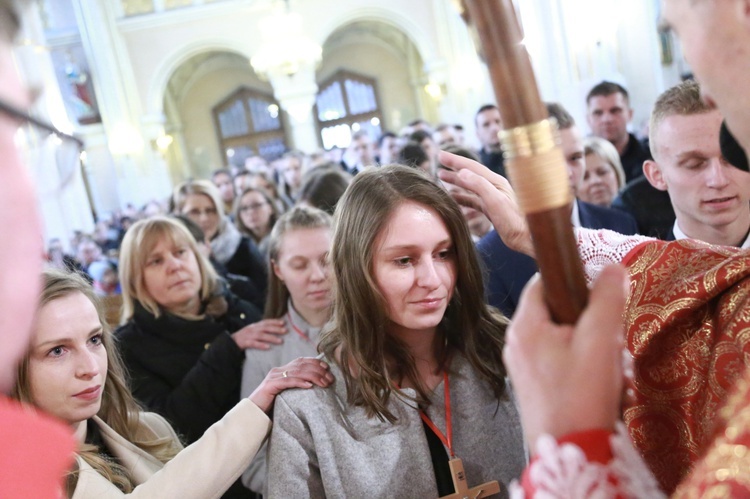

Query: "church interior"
(15, 0), (685, 246)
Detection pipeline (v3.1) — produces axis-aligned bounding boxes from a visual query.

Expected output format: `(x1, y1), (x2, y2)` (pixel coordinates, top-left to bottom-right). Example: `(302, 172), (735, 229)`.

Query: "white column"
(72, 0), (158, 208)
(14, 1), (95, 245)
(141, 113), (174, 199)
(266, 65), (320, 153)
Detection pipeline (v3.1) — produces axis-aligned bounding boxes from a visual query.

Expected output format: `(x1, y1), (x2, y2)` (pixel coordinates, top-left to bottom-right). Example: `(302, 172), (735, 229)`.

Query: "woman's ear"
(271, 259), (284, 281)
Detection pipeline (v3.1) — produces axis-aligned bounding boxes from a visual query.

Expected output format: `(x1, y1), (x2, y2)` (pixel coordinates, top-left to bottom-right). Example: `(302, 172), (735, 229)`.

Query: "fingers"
(233, 319), (288, 349)
(254, 331), (286, 345)
(574, 265), (629, 358)
(248, 358), (334, 413)
(272, 357), (334, 388)
(439, 150), (502, 183)
(236, 333), (284, 350)
(503, 273), (567, 378)
(250, 319), (288, 335)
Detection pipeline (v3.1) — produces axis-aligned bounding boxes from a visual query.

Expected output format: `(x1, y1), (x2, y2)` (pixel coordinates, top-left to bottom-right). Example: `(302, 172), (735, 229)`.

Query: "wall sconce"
(424, 82), (445, 101)
(108, 123), (144, 156)
(155, 133), (173, 152)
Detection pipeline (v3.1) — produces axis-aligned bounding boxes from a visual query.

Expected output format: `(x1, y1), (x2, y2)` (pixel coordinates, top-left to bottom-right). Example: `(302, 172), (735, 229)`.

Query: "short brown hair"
(648, 80), (713, 158)
(586, 81), (630, 105)
(546, 102), (575, 130)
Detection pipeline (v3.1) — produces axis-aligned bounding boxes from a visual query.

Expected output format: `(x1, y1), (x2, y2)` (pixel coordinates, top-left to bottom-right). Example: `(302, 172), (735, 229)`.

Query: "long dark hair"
(318, 165), (509, 422)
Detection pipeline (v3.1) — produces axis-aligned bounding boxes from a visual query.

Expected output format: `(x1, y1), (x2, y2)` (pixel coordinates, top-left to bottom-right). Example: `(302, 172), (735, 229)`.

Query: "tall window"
(315, 70), (383, 150)
(213, 87), (287, 167)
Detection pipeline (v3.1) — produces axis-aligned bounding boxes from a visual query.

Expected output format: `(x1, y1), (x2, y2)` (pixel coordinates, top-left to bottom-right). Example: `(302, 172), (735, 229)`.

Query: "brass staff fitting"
(499, 119), (573, 214)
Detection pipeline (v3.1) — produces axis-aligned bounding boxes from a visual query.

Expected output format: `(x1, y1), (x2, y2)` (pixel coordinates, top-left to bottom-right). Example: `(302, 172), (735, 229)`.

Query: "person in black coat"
(115, 216), (288, 499)
(172, 179), (267, 297)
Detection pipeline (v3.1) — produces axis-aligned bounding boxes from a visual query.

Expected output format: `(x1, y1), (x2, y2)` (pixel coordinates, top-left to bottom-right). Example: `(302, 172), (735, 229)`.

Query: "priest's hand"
(248, 357), (334, 413)
(503, 264), (628, 452)
(437, 150), (534, 257)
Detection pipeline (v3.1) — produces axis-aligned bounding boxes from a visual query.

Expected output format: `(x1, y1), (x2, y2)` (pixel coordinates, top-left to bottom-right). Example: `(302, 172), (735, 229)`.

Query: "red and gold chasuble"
(622, 239), (750, 493)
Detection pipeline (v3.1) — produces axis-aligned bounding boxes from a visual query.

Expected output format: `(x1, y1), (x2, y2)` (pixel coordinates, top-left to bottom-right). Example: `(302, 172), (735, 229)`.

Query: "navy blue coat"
(477, 200), (638, 318)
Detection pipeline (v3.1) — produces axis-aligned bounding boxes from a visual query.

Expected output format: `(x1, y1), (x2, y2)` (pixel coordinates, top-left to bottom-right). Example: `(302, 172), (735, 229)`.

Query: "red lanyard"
(419, 371), (454, 458)
(287, 311), (312, 343)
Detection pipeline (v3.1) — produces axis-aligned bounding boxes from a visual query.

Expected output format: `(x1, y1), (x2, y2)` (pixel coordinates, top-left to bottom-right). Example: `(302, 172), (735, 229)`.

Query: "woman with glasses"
(234, 187), (278, 256)
(13, 268), (330, 498)
(173, 180), (267, 297)
(115, 216), (309, 498)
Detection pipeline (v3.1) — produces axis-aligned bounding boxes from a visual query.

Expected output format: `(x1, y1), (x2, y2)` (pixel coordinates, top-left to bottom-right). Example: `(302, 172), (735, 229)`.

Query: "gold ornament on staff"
(460, 0), (588, 324)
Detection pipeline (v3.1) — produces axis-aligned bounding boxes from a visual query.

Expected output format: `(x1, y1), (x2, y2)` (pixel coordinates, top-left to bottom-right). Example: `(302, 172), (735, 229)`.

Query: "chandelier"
(251, 0), (322, 79)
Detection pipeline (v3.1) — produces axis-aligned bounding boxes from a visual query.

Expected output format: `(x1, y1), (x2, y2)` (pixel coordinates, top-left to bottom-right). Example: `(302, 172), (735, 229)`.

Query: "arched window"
(212, 87), (287, 167)
(315, 70), (383, 150)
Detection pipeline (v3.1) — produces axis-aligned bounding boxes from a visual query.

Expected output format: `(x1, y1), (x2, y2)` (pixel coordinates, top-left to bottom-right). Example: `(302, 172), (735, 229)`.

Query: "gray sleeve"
(240, 441), (267, 494)
(240, 349), (267, 399)
(266, 394), (324, 499)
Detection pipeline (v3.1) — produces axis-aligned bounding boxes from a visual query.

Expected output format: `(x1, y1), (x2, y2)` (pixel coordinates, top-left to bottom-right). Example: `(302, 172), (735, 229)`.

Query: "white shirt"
(672, 221), (750, 249)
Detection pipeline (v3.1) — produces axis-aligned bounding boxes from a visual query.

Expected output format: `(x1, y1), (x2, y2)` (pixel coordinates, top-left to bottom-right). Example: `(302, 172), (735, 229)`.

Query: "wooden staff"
(461, 0), (588, 324)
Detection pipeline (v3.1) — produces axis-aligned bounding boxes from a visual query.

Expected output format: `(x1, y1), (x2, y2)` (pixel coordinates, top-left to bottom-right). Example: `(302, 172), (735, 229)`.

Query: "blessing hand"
(437, 150), (533, 257)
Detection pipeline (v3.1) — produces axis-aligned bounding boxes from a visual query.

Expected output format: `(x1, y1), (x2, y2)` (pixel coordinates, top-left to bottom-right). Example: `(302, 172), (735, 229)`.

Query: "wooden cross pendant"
(440, 457), (500, 499)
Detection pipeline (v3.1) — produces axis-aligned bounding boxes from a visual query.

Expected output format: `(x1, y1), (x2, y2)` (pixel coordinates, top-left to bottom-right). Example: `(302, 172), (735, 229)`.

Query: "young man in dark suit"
(477, 103), (637, 317)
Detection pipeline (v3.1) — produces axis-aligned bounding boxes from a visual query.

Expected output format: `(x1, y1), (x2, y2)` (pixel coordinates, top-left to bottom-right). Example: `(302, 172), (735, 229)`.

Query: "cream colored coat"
(71, 399), (270, 498)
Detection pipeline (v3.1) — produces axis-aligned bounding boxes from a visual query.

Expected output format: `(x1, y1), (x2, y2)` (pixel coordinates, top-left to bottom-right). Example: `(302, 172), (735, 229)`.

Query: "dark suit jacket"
(611, 175), (675, 239)
(477, 200), (638, 318)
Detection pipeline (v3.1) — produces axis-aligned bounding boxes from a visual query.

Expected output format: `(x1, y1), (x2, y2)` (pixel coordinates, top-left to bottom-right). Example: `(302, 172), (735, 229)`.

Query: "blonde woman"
(240, 206), (332, 493)
(116, 217), (330, 498)
(13, 269), (330, 498)
(578, 136), (627, 207)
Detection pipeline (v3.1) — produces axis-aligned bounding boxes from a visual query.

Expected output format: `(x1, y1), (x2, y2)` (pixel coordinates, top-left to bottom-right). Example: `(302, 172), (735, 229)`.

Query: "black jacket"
(225, 237), (268, 298)
(612, 175), (675, 239)
(116, 291), (262, 498)
(479, 148), (506, 177)
(116, 290), (261, 444)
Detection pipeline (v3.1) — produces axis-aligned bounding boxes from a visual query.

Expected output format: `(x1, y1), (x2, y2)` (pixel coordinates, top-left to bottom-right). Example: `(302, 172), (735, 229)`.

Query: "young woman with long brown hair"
(267, 165), (525, 498)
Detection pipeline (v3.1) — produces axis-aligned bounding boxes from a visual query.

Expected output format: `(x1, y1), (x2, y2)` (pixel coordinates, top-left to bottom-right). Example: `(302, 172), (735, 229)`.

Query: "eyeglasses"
(240, 202), (269, 213)
(0, 97), (85, 190)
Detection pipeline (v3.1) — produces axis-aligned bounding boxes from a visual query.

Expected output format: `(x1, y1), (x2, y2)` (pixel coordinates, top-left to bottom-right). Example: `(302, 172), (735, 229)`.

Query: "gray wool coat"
(266, 353), (526, 498)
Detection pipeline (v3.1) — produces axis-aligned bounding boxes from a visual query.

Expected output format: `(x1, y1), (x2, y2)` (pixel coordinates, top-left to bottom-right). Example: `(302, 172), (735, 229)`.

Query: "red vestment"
(0, 396), (74, 497)
(518, 236), (750, 497)
(621, 238), (750, 492)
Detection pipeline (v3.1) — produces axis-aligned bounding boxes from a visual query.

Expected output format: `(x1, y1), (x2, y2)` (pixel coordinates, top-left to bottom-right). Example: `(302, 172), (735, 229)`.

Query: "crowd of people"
(4, 0), (750, 497)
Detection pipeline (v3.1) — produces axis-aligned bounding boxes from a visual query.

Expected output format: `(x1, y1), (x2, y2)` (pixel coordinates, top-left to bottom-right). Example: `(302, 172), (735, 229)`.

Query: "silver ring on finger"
(282, 370), (289, 378)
